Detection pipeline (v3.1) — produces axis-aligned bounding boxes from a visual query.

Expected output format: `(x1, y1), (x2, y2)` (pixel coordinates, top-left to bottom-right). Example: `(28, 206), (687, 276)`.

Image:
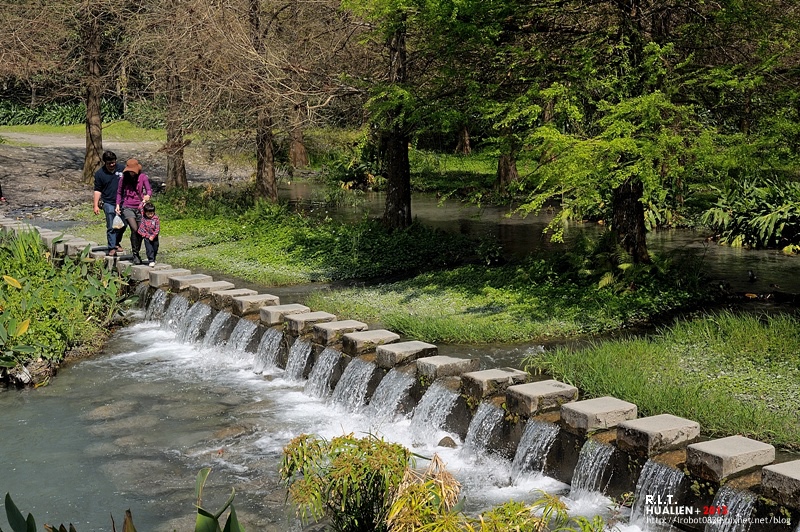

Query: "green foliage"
(701, 175), (800, 250)
(280, 433), (411, 532)
(0, 231), (124, 369)
(194, 468), (245, 532)
(124, 99), (166, 130)
(0, 99), (123, 126)
(526, 311), (800, 449)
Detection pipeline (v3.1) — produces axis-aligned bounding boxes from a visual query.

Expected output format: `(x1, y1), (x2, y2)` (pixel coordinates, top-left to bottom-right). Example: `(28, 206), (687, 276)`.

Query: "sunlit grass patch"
(527, 311), (800, 449)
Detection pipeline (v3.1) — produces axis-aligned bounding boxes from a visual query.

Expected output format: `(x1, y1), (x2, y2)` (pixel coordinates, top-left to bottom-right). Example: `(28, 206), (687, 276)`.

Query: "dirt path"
(0, 132), (251, 220)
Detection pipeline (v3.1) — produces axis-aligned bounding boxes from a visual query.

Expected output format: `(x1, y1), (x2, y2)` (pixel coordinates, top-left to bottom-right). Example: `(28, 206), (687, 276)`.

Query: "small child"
(137, 202), (160, 267)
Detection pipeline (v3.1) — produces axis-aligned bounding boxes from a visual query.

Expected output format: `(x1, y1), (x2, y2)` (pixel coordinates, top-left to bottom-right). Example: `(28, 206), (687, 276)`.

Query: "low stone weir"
(3, 216), (800, 531)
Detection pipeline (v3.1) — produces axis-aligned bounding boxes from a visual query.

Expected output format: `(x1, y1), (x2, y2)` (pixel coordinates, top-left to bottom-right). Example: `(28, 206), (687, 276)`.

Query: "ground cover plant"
(525, 310), (800, 450)
(0, 231), (124, 385)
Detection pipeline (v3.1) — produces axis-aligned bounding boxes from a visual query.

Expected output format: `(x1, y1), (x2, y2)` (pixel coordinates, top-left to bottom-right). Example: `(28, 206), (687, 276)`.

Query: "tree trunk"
(381, 21), (412, 230)
(382, 127), (412, 229)
(289, 103), (309, 169)
(611, 178), (650, 263)
(82, 12), (103, 184)
(496, 153), (519, 192)
(165, 67), (187, 190)
(255, 109), (278, 201)
(454, 124), (471, 155)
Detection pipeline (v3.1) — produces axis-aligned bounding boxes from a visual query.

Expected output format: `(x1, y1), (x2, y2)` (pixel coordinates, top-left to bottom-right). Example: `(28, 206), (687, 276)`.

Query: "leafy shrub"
(701, 175), (800, 250)
(0, 99), (123, 126)
(124, 99), (166, 129)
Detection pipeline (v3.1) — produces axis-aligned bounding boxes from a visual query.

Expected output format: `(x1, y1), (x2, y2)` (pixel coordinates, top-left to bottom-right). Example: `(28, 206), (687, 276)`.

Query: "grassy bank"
(526, 311), (800, 449)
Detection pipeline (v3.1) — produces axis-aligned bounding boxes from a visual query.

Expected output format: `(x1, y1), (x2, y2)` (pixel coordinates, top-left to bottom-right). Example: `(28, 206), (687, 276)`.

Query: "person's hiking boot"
(148, 262), (155, 267)
(132, 254), (142, 265)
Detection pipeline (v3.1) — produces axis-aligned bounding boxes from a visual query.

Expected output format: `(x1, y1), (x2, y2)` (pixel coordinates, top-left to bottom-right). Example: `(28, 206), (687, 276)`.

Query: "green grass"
(526, 311), (800, 449)
(0, 121), (165, 142)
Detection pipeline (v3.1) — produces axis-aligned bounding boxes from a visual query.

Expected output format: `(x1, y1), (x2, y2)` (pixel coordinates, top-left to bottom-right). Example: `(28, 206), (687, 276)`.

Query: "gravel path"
(0, 132), (251, 220)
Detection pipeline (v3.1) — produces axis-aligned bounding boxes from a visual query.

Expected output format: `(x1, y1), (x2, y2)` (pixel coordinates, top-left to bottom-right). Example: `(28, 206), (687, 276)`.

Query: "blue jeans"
(103, 202), (125, 249)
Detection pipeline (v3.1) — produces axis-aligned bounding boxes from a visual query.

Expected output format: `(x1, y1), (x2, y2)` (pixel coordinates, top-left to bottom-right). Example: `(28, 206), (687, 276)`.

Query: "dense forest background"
(2, 0), (800, 259)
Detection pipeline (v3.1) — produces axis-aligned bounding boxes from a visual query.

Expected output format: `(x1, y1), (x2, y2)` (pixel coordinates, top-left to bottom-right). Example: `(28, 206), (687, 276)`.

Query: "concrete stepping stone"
(149, 268), (192, 287)
(128, 263), (174, 282)
(686, 435), (775, 482)
(260, 303), (310, 326)
(285, 311), (336, 336)
(505, 379), (579, 417)
(211, 288), (257, 309)
(341, 329), (400, 356)
(39, 232), (65, 248)
(461, 367), (529, 399)
(232, 293), (280, 317)
(313, 320), (368, 346)
(416, 355), (480, 379)
(761, 460), (800, 509)
(560, 396), (637, 435)
(64, 240), (95, 257)
(188, 281), (236, 301)
(616, 414), (700, 457)
(169, 274), (213, 292)
(376, 340), (438, 369)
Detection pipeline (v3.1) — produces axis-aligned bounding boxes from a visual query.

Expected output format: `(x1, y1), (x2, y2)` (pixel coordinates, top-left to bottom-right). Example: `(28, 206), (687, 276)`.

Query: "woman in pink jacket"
(115, 158), (152, 265)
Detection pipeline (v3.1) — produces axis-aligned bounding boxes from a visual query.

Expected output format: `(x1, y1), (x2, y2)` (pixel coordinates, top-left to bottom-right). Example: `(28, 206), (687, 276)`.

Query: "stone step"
(211, 288), (258, 309)
(313, 320), (368, 346)
(687, 435), (775, 482)
(416, 355), (480, 380)
(376, 340), (437, 369)
(188, 281), (236, 301)
(505, 379), (578, 417)
(260, 303), (310, 326)
(616, 414), (700, 457)
(341, 329), (400, 356)
(560, 396), (637, 436)
(285, 311), (336, 336)
(232, 293), (280, 317)
(461, 367), (530, 400)
(169, 273), (214, 292)
(761, 460), (800, 510)
(129, 263), (173, 282)
(149, 268), (192, 287)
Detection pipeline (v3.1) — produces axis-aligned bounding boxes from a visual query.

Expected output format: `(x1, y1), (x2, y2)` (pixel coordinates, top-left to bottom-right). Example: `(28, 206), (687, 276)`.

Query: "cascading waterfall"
(304, 347), (342, 398)
(253, 328), (283, 373)
(144, 289), (168, 321)
(704, 485), (756, 532)
(630, 459), (686, 530)
(510, 420), (559, 480)
(462, 402), (504, 456)
(569, 439), (614, 497)
(361, 368), (415, 423)
(162, 295), (190, 330)
(202, 311), (234, 348)
(329, 358), (375, 411)
(176, 303), (213, 344)
(409, 380), (459, 446)
(227, 319), (258, 354)
(284, 339), (313, 381)
(134, 283), (150, 308)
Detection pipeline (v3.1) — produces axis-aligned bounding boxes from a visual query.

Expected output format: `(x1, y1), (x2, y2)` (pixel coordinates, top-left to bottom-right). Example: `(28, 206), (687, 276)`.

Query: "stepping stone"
(169, 274), (213, 292)
(127, 263), (171, 281)
(376, 341), (438, 369)
(686, 435), (775, 482)
(416, 355), (480, 379)
(116, 260), (133, 274)
(64, 240), (94, 257)
(616, 414), (701, 457)
(341, 329), (400, 356)
(89, 250), (107, 260)
(761, 460), (800, 510)
(211, 288), (257, 310)
(189, 281), (236, 301)
(260, 303), (310, 326)
(313, 320), (368, 346)
(461, 367), (530, 399)
(149, 268), (192, 287)
(231, 293), (280, 317)
(560, 396), (637, 435)
(39, 232), (65, 248)
(284, 311), (336, 336)
(505, 379), (579, 417)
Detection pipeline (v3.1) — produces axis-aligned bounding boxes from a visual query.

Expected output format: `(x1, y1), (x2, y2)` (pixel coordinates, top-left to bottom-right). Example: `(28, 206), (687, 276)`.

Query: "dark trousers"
(143, 236), (159, 262)
(123, 207), (142, 258)
(103, 202), (125, 249)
